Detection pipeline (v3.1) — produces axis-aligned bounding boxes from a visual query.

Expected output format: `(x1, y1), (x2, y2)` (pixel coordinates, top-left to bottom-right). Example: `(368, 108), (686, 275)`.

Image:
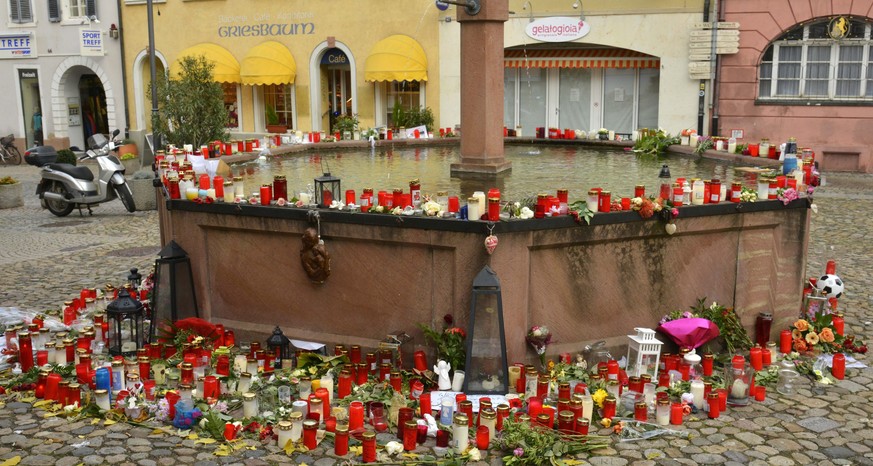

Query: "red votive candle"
(755, 386), (766, 401)
(702, 353), (714, 377)
(334, 426), (349, 455)
(602, 396), (616, 420)
(780, 329), (792, 353)
(404, 420), (418, 451)
(750, 346), (763, 371)
(260, 185), (271, 205)
(419, 392), (431, 417)
(670, 402), (683, 425)
(832, 353), (846, 380)
(348, 401), (364, 431)
(448, 196), (460, 213)
(708, 392), (720, 418)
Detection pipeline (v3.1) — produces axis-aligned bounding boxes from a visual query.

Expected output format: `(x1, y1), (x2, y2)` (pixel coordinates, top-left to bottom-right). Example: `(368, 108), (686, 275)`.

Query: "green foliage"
(120, 153), (138, 161)
(0, 176), (18, 185)
(496, 417), (610, 465)
(391, 103), (435, 131)
(150, 55), (229, 148)
(568, 200), (595, 225)
(333, 113), (358, 134)
(265, 105), (279, 125)
(56, 149), (77, 166)
(632, 130), (680, 156)
(418, 316), (466, 371)
(694, 137), (714, 156)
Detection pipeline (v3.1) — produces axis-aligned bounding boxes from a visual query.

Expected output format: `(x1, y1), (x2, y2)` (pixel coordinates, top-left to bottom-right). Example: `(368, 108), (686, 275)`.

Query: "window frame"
(757, 19), (873, 104)
(9, 0), (34, 25)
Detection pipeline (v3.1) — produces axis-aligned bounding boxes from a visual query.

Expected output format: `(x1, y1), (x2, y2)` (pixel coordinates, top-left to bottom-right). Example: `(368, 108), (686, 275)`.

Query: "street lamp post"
(146, 0), (160, 154)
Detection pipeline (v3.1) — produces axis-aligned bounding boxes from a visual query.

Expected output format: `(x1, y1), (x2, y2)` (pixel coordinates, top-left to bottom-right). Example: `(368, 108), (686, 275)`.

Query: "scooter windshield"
(87, 133), (108, 150)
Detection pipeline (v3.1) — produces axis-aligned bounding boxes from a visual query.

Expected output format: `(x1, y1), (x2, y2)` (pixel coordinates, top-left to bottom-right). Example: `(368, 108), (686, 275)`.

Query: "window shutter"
(10, 0), (20, 23)
(85, 0), (96, 18)
(47, 0), (60, 22)
(19, 0), (33, 22)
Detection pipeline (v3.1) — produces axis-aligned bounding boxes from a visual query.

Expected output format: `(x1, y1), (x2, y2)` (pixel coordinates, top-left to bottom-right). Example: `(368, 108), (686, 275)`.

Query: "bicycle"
(0, 134), (22, 165)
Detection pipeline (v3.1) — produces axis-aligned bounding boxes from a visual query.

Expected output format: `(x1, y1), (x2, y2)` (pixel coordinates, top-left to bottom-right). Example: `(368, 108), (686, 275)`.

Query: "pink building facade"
(718, 1), (873, 172)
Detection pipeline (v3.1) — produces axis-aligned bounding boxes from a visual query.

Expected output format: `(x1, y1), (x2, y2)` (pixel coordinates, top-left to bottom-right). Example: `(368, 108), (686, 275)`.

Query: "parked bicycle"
(0, 134), (22, 165)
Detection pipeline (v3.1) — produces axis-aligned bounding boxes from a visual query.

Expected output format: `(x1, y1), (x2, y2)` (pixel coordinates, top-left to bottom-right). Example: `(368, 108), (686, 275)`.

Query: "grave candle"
(656, 398), (670, 425)
(453, 414), (469, 454)
(243, 392), (258, 418)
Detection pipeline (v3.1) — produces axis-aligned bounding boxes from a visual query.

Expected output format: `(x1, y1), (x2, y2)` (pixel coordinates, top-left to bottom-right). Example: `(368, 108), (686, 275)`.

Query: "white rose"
(385, 441), (403, 456)
(468, 448), (481, 461)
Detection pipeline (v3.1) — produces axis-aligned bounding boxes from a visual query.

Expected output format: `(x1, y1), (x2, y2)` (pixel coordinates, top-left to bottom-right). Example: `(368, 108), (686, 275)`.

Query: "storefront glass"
(264, 84), (294, 128)
(602, 69), (635, 134)
(18, 69), (41, 146)
(559, 68), (592, 131)
(385, 81), (422, 127)
(518, 68), (547, 135)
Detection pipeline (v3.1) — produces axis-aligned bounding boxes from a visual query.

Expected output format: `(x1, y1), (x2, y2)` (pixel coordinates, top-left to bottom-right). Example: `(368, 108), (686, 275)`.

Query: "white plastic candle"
(656, 400), (670, 425)
(728, 138), (737, 153)
(299, 192), (311, 205)
(233, 355), (247, 374)
(692, 179), (705, 205)
(237, 372), (252, 394)
(453, 414), (469, 454)
(243, 392), (258, 418)
(95, 389), (110, 410)
(319, 375), (334, 404)
(289, 412), (304, 441)
(690, 380), (705, 409)
(580, 394), (594, 424)
(276, 421), (292, 449)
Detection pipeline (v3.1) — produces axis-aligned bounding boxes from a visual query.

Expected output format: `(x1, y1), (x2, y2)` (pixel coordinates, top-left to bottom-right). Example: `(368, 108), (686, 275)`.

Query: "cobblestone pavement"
(0, 161), (872, 465)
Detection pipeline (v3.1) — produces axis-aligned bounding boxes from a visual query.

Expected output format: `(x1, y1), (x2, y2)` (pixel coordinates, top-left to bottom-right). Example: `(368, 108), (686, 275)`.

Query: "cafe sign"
(525, 17), (590, 42)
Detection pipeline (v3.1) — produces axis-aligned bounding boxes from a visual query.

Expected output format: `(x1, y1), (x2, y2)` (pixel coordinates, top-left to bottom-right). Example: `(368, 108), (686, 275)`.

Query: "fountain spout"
(438, 0), (480, 16)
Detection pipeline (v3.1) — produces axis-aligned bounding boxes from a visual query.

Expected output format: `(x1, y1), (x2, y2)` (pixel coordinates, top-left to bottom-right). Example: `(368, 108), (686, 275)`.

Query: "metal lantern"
(266, 326), (291, 368)
(151, 240), (199, 342)
(106, 288), (146, 356)
(626, 327), (663, 379)
(463, 266), (509, 395)
(127, 267), (142, 291)
(314, 172), (341, 207)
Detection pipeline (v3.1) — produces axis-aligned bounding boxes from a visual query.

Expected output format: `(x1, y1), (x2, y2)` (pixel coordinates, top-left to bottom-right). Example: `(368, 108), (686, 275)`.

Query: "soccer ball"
(816, 274), (844, 299)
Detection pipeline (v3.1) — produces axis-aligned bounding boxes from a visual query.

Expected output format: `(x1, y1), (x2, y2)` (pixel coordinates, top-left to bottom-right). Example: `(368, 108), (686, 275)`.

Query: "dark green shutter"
(47, 0), (60, 22)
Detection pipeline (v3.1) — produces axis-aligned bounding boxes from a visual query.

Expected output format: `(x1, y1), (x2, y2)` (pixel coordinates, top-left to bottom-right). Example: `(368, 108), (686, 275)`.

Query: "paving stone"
(823, 446), (857, 459)
(588, 457), (628, 466)
(797, 416), (842, 433)
(691, 454), (726, 464)
(19, 455), (56, 466)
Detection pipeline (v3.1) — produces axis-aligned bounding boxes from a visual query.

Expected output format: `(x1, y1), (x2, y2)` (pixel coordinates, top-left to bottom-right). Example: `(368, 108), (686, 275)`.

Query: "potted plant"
(128, 169), (157, 211)
(597, 128), (610, 141)
(333, 114), (358, 140)
(120, 152), (141, 174)
(117, 139), (139, 158)
(0, 176), (23, 209)
(265, 105), (287, 134)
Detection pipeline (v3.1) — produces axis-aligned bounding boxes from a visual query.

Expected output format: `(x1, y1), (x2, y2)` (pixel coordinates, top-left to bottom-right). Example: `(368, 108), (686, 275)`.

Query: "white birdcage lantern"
(626, 327), (663, 378)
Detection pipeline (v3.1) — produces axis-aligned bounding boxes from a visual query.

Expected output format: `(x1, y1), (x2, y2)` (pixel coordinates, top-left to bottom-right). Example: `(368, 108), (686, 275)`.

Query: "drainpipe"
(697, 0), (711, 135)
(116, 0), (131, 138)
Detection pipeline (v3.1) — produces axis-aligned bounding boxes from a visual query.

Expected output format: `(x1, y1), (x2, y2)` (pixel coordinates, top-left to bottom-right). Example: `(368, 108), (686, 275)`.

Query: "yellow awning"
(364, 35), (428, 82)
(171, 43), (241, 84)
(240, 41), (297, 86)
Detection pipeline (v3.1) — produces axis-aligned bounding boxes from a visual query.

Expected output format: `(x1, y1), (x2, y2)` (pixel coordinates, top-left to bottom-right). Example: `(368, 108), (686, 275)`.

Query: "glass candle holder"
(362, 431), (377, 463)
(334, 424), (349, 456)
(289, 411), (304, 442)
(243, 392), (258, 418)
(302, 419), (318, 450)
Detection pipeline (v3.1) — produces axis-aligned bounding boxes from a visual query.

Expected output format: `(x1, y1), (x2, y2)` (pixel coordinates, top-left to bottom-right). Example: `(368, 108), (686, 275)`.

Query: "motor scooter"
(29, 129), (136, 216)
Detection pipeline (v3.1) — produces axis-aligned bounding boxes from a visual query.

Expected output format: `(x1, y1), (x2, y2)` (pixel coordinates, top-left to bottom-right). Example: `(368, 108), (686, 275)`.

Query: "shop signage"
(217, 12), (316, 38)
(321, 50), (347, 65)
(525, 17), (590, 42)
(80, 29), (104, 57)
(0, 33), (37, 59)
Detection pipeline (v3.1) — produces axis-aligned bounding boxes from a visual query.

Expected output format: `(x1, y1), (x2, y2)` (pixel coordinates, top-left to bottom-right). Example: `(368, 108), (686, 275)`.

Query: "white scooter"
(34, 129), (136, 216)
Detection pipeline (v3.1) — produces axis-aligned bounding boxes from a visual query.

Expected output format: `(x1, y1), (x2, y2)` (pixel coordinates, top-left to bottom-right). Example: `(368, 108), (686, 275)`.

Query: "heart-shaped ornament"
(484, 234), (499, 255)
(665, 223), (677, 235)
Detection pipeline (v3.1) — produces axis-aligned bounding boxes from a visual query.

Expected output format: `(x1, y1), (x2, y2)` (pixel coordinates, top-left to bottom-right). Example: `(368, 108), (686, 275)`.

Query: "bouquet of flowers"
(418, 314), (466, 371)
(526, 325), (553, 370)
(658, 298), (752, 353)
(791, 310), (866, 354)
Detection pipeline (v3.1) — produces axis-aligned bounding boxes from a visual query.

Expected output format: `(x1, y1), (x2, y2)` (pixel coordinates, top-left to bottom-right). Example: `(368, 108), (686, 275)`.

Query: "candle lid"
(335, 424), (349, 434)
(453, 414), (469, 426)
(240, 372), (252, 379)
(362, 431), (375, 440)
(289, 411), (303, 420)
(277, 421), (292, 431)
(480, 408), (497, 419)
(303, 419), (317, 429)
(94, 389), (108, 395)
(242, 392), (256, 401)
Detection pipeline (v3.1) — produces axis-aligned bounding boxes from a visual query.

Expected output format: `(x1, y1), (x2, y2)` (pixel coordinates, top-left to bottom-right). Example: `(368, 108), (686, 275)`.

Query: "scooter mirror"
(112, 129), (120, 137)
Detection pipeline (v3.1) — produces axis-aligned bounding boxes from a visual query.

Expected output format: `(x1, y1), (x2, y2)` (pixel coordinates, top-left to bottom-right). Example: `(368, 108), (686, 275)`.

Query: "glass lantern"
(626, 328), (663, 379)
(462, 266), (508, 395)
(266, 326), (292, 369)
(314, 172), (341, 207)
(127, 267), (142, 292)
(107, 288), (146, 357)
(151, 240), (200, 342)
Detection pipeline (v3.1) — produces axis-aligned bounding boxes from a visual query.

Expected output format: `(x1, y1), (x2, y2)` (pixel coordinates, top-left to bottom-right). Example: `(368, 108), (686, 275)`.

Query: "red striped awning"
(504, 49), (660, 69)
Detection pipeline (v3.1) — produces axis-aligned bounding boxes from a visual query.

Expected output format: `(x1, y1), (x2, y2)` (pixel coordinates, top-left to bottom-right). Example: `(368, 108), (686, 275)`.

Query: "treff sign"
(525, 17), (590, 42)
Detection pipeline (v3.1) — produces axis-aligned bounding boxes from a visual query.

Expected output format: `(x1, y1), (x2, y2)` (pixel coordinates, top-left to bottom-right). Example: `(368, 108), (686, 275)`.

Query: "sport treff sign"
(0, 33), (37, 59)
(525, 17), (590, 43)
(80, 29), (104, 57)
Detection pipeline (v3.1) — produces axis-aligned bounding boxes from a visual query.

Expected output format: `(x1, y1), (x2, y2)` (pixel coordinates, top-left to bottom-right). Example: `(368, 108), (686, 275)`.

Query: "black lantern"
(266, 326), (292, 368)
(463, 266), (509, 395)
(314, 172), (341, 207)
(107, 288), (146, 356)
(659, 164), (671, 179)
(127, 267), (143, 291)
(151, 240), (199, 342)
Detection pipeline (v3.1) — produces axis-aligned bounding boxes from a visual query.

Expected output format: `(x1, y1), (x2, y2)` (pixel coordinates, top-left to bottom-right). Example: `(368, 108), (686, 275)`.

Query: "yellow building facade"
(121, 0), (706, 147)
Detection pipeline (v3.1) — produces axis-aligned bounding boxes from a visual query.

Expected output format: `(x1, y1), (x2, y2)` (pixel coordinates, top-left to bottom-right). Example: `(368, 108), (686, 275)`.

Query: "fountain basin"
(158, 190), (810, 363)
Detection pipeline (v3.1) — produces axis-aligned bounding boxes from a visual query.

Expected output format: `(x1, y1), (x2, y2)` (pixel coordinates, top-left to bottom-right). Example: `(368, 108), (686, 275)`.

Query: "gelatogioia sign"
(525, 17), (590, 42)
(217, 11), (315, 38)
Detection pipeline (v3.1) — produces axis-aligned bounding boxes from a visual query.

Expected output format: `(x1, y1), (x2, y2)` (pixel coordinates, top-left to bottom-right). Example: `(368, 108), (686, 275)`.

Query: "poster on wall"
(79, 29), (104, 57)
(525, 17), (590, 42)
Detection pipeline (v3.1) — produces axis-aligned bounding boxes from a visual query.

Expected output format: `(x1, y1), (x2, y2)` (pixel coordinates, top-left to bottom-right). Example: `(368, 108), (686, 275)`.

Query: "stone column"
(450, 0), (512, 176)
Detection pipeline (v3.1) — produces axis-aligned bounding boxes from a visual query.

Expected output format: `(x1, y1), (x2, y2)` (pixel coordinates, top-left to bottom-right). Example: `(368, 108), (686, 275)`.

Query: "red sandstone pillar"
(450, 0), (512, 175)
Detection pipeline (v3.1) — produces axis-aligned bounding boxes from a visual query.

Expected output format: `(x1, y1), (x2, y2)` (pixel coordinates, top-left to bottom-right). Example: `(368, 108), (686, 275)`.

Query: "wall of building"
(0, 0), (126, 152)
(718, 1), (873, 172)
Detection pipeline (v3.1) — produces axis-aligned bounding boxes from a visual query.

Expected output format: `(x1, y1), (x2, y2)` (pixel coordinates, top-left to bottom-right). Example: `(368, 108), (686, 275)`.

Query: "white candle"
(656, 401), (670, 425)
(689, 134), (699, 148)
(453, 415), (469, 454)
(467, 198), (481, 221)
(95, 389), (110, 410)
(731, 379), (748, 398)
(243, 392), (258, 418)
(580, 394), (594, 424)
(233, 355), (247, 374)
(206, 189), (216, 200)
(692, 179), (705, 205)
(277, 421), (292, 449)
(299, 193), (311, 205)
(237, 372), (252, 394)
(319, 375), (333, 404)
(223, 185), (235, 203)
(690, 380), (705, 409)
(728, 138), (737, 153)
(289, 412), (304, 441)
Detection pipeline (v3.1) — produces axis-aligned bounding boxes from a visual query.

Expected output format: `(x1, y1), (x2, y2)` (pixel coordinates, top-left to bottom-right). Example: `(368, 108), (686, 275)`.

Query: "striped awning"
(504, 49), (660, 69)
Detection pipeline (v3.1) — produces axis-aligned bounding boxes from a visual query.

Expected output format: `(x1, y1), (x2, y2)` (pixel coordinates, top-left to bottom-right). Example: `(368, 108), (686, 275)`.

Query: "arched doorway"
(78, 74), (109, 144)
(309, 40), (357, 132)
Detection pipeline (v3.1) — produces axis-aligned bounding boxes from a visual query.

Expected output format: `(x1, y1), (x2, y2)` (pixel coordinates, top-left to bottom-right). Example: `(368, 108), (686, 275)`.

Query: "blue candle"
(95, 367), (111, 400)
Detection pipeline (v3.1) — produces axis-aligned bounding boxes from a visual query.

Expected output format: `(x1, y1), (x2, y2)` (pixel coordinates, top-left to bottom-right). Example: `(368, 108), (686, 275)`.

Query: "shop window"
(9, 0), (33, 23)
(385, 81), (423, 127)
(264, 84), (294, 128)
(758, 18), (873, 102)
(222, 83), (239, 129)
